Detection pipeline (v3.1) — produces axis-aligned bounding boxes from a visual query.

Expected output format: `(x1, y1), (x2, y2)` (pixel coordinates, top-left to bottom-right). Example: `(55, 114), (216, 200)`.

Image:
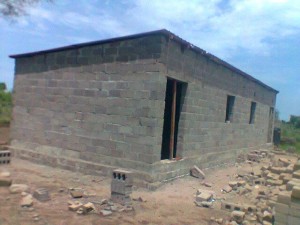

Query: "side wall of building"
(158, 37), (277, 168)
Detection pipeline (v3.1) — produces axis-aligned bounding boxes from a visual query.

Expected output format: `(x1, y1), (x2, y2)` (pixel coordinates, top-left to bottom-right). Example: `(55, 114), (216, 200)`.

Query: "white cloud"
(4, 0), (299, 60)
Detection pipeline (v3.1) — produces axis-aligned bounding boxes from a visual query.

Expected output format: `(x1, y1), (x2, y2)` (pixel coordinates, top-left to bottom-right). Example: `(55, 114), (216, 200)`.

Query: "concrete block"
(291, 186), (300, 199)
(190, 165), (205, 179)
(275, 212), (288, 224)
(0, 177), (12, 186)
(0, 150), (11, 165)
(110, 192), (131, 205)
(111, 179), (132, 195)
(287, 179), (300, 191)
(289, 204), (300, 217)
(293, 160), (300, 171)
(231, 211), (245, 224)
(9, 184), (29, 194)
(33, 188), (50, 202)
(196, 192), (212, 202)
(288, 215), (300, 225)
(293, 170), (300, 179)
(247, 153), (260, 162)
(277, 192), (291, 205)
(275, 202), (289, 214)
(279, 157), (291, 167)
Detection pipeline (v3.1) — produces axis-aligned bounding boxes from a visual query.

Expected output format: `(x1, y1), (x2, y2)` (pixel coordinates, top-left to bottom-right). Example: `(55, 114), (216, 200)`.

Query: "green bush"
(0, 83), (12, 127)
(279, 122), (300, 154)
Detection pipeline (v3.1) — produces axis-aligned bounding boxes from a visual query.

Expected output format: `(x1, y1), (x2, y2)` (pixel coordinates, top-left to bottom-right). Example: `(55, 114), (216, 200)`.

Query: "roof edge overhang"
(9, 29), (279, 94)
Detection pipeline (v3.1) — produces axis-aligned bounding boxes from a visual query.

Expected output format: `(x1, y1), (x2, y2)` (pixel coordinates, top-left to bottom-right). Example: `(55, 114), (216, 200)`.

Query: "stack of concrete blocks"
(111, 169), (133, 205)
(0, 150), (11, 165)
(274, 160), (300, 225)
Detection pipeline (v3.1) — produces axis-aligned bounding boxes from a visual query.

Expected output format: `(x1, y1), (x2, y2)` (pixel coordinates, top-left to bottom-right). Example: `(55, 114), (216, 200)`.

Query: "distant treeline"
(283, 115), (300, 129)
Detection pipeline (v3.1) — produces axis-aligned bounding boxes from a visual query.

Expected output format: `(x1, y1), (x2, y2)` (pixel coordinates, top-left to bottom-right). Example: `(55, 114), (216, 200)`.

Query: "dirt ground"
(0, 127), (298, 225)
(0, 126), (9, 144)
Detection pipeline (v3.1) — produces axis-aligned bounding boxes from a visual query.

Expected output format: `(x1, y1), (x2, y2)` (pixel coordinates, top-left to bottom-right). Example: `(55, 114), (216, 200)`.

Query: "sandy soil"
(0, 127), (297, 225)
(0, 126), (9, 145)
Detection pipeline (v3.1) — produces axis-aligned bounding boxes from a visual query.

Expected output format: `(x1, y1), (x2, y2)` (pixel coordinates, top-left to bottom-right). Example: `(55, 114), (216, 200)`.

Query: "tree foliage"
(0, 0), (51, 17)
(0, 82), (12, 126)
(290, 115), (300, 129)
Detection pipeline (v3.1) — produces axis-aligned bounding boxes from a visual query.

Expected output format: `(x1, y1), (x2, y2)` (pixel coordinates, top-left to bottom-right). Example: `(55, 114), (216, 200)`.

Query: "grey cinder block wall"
(9, 29), (278, 187)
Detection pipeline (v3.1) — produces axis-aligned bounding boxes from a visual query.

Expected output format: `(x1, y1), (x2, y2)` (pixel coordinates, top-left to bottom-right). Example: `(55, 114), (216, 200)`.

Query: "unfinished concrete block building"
(10, 30), (278, 187)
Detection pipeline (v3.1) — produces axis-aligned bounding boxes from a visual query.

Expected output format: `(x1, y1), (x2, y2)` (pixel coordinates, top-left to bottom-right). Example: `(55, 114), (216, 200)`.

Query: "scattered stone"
(222, 185), (232, 193)
(279, 185), (286, 191)
(123, 205), (134, 211)
(190, 165), (205, 179)
(270, 167), (286, 175)
(242, 220), (251, 225)
(83, 191), (97, 197)
(200, 201), (213, 208)
(0, 177), (12, 186)
(0, 171), (10, 177)
(81, 202), (96, 214)
(228, 181), (238, 190)
(21, 192), (28, 196)
(9, 184), (29, 194)
(215, 218), (223, 224)
(33, 188), (50, 202)
(76, 208), (84, 215)
(237, 180), (246, 187)
(68, 202), (83, 211)
(202, 182), (212, 187)
(100, 209), (112, 216)
(196, 190), (216, 201)
(229, 220), (239, 225)
(20, 194), (33, 207)
(263, 210), (273, 222)
(32, 213), (39, 218)
(101, 199), (108, 205)
(247, 153), (260, 162)
(231, 210), (245, 224)
(261, 165), (269, 171)
(293, 160), (300, 171)
(279, 158), (291, 166)
(196, 192), (212, 202)
(110, 205), (118, 211)
(132, 196), (146, 202)
(70, 188), (83, 198)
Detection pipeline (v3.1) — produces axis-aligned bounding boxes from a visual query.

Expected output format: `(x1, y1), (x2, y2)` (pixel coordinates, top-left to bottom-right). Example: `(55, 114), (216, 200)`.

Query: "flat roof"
(10, 29), (279, 93)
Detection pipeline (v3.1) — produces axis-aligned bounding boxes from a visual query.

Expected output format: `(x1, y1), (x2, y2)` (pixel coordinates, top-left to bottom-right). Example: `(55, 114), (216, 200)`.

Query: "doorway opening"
(161, 78), (187, 160)
(267, 107), (274, 143)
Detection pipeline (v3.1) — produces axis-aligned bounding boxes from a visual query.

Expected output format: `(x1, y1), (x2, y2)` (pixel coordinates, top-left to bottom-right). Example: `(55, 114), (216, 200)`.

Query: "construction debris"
(20, 194), (33, 207)
(33, 188), (50, 202)
(9, 184), (29, 194)
(190, 165), (205, 179)
(69, 188), (84, 198)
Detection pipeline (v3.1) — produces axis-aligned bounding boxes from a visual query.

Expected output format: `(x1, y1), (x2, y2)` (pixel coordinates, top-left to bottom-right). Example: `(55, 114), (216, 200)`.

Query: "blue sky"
(0, 0), (299, 120)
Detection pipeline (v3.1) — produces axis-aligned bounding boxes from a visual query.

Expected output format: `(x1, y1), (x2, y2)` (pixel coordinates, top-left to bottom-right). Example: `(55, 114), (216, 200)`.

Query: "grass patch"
(279, 123), (300, 153)
(0, 86), (12, 127)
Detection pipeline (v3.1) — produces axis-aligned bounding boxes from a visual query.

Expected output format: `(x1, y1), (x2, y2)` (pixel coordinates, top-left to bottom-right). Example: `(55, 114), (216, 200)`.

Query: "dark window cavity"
(225, 95), (235, 123)
(249, 102), (256, 124)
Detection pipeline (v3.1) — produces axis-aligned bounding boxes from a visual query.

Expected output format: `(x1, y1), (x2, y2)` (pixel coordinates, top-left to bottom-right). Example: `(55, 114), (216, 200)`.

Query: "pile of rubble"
(192, 149), (300, 225)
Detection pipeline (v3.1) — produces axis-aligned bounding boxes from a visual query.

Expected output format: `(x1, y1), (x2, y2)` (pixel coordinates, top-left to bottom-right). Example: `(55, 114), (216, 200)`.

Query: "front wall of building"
(11, 36), (167, 180)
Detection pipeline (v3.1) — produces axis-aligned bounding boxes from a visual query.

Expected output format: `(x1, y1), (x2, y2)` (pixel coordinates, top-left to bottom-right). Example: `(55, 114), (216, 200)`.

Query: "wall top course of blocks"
(10, 29), (277, 99)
